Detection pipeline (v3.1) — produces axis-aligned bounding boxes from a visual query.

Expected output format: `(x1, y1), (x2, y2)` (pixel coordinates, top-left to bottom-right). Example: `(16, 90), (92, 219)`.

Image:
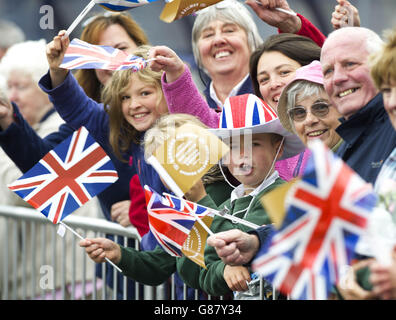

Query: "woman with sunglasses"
(191, 0), (324, 111)
(277, 60), (342, 152)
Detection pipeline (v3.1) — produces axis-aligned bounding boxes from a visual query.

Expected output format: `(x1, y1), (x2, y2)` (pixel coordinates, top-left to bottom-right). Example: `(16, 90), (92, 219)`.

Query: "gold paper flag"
(182, 214), (213, 268)
(147, 123), (229, 197)
(160, 0), (223, 23)
(260, 178), (300, 229)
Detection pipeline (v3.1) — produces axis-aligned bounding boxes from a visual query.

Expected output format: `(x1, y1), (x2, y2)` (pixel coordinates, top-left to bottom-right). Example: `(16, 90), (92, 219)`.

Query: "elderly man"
(207, 27), (396, 300)
(321, 27), (396, 184)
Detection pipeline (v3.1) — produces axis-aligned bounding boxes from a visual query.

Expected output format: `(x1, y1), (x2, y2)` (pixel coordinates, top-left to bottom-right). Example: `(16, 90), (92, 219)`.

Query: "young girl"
(42, 32), (232, 299)
(42, 31), (168, 195)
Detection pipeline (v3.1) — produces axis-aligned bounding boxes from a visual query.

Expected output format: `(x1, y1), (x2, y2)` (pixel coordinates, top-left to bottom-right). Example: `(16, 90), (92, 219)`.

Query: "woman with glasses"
(277, 60), (342, 151)
(190, 0), (325, 111)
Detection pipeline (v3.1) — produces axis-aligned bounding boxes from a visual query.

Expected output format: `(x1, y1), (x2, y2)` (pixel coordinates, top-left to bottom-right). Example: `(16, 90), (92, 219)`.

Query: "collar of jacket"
(336, 93), (384, 146)
(203, 76), (254, 111)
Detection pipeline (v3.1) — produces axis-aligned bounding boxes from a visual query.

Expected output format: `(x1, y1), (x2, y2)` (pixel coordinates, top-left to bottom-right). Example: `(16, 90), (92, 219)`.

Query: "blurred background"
(0, 0), (395, 87)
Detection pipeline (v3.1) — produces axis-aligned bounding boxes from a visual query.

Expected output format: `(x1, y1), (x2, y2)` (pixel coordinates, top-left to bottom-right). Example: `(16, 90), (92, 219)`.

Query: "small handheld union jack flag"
(60, 38), (148, 71)
(252, 139), (377, 300)
(8, 126), (119, 224)
(144, 185), (213, 257)
(95, 0), (158, 11)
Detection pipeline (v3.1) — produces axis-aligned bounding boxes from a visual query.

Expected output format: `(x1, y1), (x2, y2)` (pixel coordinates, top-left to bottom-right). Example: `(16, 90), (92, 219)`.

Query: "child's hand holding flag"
(8, 126), (122, 272)
(146, 123), (229, 199)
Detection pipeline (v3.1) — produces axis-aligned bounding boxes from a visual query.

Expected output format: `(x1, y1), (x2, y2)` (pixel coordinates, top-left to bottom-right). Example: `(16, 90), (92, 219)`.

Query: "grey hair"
(0, 19), (25, 49)
(286, 80), (326, 131)
(0, 39), (48, 84)
(326, 27), (384, 56)
(0, 82), (11, 108)
(191, 0), (263, 73)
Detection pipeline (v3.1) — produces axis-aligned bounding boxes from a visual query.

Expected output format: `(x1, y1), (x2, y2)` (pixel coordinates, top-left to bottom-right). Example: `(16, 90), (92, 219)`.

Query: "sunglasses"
(287, 102), (331, 122)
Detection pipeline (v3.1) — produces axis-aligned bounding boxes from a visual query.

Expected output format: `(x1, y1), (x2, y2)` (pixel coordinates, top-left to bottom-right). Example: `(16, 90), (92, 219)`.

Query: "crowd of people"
(0, 0), (395, 300)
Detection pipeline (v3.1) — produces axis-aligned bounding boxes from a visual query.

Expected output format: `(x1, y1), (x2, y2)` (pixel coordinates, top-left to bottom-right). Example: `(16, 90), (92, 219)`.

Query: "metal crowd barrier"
(0, 204), (166, 300)
(0, 204), (277, 300)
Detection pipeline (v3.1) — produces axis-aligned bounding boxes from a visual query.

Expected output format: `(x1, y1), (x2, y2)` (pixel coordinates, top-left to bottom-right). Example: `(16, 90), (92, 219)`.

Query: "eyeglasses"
(287, 102), (331, 122)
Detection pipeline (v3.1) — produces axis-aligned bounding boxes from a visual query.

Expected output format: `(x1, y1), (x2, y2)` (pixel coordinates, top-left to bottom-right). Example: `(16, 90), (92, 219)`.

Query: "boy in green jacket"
(79, 113), (233, 291)
(183, 94), (305, 297)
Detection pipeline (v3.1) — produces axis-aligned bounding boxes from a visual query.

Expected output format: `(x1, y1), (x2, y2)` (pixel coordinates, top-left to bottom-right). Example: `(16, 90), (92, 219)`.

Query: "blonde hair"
(144, 113), (224, 185)
(144, 113), (206, 160)
(102, 45), (165, 161)
(76, 12), (149, 102)
(370, 28), (396, 89)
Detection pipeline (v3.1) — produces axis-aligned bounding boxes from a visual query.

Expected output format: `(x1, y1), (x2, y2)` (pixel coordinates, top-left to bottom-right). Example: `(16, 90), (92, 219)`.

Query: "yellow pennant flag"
(260, 178), (300, 229)
(182, 214), (213, 268)
(147, 123), (229, 198)
(160, 0), (222, 23)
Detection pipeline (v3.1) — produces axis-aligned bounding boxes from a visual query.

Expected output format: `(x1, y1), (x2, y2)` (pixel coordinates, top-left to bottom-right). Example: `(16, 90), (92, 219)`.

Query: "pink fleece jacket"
(162, 67), (311, 181)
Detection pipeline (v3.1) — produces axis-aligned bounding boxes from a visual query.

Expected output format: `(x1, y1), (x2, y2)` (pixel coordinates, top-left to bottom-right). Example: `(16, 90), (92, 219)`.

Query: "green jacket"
(116, 180), (233, 288)
(198, 178), (285, 296)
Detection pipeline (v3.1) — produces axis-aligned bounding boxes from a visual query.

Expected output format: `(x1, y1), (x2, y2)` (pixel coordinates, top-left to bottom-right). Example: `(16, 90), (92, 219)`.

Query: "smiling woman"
(277, 60), (342, 151)
(249, 33), (322, 111)
(76, 12), (149, 102)
(191, 0), (263, 109)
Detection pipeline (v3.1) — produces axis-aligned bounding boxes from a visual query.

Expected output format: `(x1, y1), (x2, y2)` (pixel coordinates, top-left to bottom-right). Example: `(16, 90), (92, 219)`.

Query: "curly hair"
(102, 45), (165, 161)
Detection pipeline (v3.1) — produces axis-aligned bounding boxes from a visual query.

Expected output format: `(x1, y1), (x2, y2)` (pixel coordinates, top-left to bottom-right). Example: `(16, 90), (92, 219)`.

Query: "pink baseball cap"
(277, 60), (324, 133)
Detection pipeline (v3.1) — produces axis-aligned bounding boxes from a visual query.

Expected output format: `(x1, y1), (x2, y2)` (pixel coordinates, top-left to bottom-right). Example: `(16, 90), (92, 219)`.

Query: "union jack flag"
(252, 139), (377, 300)
(8, 126), (118, 224)
(94, 0), (158, 11)
(60, 38), (148, 71)
(144, 185), (213, 256)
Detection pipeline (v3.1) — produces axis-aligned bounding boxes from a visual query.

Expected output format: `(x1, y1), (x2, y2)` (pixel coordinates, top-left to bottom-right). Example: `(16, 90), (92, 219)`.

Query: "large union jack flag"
(94, 0), (157, 11)
(60, 38), (148, 71)
(144, 185), (213, 256)
(8, 126), (118, 224)
(252, 139), (377, 300)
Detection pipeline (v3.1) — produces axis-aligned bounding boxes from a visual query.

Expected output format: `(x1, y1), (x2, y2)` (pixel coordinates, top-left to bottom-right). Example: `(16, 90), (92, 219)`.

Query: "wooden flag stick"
(163, 192), (259, 231)
(63, 0), (96, 39)
(59, 221), (123, 273)
(214, 209), (260, 230)
(183, 201), (215, 236)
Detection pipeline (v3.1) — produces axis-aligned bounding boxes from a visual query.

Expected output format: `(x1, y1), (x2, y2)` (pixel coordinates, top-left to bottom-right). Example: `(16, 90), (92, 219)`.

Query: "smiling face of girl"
(121, 73), (168, 133)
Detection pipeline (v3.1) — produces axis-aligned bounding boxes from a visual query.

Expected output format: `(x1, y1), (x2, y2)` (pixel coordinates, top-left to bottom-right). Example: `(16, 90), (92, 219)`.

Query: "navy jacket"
(335, 93), (396, 185)
(203, 75), (254, 111)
